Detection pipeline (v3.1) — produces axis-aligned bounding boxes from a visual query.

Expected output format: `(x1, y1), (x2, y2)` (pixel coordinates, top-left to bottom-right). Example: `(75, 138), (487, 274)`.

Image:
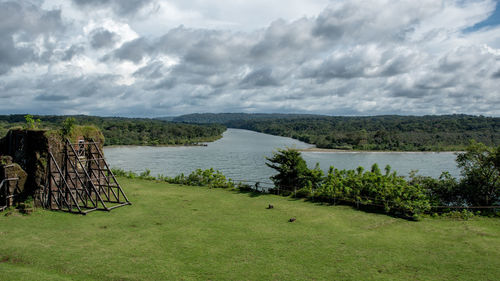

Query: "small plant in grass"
(440, 209), (476, 220)
(139, 169), (155, 180)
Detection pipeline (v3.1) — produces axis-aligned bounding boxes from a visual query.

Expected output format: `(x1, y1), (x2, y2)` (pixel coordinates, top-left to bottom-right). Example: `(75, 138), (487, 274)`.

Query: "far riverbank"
(104, 129), (461, 182)
(298, 147), (463, 153)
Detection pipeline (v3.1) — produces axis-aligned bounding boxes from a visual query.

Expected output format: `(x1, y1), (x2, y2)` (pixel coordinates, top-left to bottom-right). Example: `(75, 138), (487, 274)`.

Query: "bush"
(265, 148), (430, 219)
(409, 171), (460, 206)
(456, 141), (500, 207)
(61, 117), (75, 136)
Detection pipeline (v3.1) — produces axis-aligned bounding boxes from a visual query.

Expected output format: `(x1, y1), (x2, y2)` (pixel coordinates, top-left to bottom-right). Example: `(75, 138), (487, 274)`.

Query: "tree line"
(266, 142), (500, 219)
(0, 115), (226, 146)
(170, 113), (500, 151)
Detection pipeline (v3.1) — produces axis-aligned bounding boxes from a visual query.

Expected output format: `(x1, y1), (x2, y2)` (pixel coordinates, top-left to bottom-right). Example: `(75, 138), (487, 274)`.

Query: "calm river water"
(104, 129), (460, 187)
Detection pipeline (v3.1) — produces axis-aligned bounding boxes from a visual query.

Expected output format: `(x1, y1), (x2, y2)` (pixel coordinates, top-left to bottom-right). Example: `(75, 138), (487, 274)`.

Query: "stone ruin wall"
(0, 129), (104, 208)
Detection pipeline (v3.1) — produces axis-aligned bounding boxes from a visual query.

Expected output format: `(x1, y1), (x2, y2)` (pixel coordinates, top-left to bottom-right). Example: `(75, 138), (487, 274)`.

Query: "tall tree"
(266, 148), (309, 193)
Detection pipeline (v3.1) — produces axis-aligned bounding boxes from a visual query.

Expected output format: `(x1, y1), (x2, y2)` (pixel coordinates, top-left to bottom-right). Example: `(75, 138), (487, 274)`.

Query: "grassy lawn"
(1, 178), (500, 280)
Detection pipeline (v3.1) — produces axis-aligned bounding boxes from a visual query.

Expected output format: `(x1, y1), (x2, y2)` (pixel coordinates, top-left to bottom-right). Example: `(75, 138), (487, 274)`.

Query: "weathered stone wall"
(1, 130), (51, 203)
(0, 156), (27, 207)
(0, 127), (105, 207)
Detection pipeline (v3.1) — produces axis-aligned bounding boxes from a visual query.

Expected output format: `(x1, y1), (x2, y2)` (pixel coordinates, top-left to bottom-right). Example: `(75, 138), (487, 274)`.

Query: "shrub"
(61, 117), (75, 136)
(409, 171), (461, 206)
(456, 141), (500, 207)
(265, 148), (430, 219)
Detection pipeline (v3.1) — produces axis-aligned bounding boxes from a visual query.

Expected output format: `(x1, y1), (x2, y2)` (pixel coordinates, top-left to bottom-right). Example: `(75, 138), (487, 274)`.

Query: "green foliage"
(113, 168), (236, 189)
(456, 141), (500, 207)
(265, 148), (431, 219)
(0, 115), (226, 146)
(317, 164), (430, 219)
(409, 171), (460, 207)
(438, 209), (477, 220)
(161, 168), (235, 189)
(24, 114), (41, 129)
(266, 148), (310, 194)
(61, 117), (75, 136)
(177, 113), (500, 151)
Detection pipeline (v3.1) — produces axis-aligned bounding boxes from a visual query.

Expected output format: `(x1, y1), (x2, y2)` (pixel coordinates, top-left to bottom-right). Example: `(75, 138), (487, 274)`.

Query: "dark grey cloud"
(62, 45), (85, 61)
(0, 2), (63, 36)
(302, 58), (366, 81)
(389, 86), (430, 99)
(151, 77), (177, 90)
(311, 2), (420, 43)
(133, 61), (165, 79)
(249, 18), (319, 64)
(0, 1), (64, 74)
(111, 38), (152, 63)
(35, 94), (70, 101)
(240, 67), (281, 88)
(90, 28), (120, 49)
(493, 69), (500, 79)
(72, 0), (156, 16)
(0, 40), (34, 75)
(34, 74), (122, 101)
(312, 4), (353, 39)
(415, 75), (457, 90)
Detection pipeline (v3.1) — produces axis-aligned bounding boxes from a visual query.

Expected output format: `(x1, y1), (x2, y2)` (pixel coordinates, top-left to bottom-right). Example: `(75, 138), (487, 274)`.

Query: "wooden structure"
(0, 158), (25, 212)
(42, 139), (130, 214)
(0, 177), (19, 212)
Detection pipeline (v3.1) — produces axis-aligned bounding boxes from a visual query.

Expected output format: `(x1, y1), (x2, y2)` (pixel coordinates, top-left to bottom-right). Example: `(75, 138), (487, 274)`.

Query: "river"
(104, 128), (460, 187)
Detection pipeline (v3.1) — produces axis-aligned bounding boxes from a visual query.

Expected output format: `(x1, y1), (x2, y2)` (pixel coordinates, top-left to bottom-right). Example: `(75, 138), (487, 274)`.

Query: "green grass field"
(1, 178), (500, 280)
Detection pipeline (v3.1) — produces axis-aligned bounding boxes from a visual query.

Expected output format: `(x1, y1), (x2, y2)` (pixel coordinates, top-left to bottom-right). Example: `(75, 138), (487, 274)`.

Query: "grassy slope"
(1, 178), (500, 281)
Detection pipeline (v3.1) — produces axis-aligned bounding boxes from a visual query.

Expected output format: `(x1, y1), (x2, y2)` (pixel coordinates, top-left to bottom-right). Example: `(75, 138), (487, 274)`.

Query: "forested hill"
(170, 113), (500, 151)
(166, 113), (323, 123)
(0, 115), (226, 146)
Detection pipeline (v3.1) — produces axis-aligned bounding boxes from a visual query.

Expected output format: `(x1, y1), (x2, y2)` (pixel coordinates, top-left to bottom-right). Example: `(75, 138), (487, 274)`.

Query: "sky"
(0, 0), (499, 117)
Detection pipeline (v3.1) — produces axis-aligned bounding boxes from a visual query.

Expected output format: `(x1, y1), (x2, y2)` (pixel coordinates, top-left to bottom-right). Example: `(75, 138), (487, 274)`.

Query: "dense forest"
(171, 113), (500, 151)
(167, 113), (322, 123)
(0, 115), (226, 146)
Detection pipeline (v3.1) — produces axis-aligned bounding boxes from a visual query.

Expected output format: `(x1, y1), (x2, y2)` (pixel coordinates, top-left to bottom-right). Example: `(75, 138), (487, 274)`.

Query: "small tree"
(61, 117), (75, 136)
(24, 114), (41, 129)
(456, 141), (500, 206)
(266, 148), (310, 193)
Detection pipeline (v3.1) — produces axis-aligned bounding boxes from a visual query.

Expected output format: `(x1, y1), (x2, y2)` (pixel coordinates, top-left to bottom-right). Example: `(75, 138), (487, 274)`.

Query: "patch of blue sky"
(464, 0), (500, 32)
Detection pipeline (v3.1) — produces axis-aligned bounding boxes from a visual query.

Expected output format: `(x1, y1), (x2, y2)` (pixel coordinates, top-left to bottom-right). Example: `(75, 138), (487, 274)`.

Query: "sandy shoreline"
(104, 143), (208, 148)
(298, 147), (461, 153)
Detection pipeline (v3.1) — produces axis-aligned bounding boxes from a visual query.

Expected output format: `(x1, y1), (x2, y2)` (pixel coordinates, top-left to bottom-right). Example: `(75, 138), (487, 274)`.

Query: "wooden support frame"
(0, 178), (19, 212)
(41, 139), (131, 215)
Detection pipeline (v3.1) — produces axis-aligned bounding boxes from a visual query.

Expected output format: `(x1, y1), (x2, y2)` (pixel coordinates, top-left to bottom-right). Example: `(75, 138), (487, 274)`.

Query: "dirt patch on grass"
(0, 255), (25, 264)
(465, 225), (495, 237)
(365, 219), (400, 230)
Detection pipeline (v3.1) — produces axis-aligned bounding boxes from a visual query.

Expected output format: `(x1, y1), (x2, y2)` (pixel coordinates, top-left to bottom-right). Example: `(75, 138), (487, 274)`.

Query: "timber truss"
(0, 176), (20, 212)
(42, 139), (131, 214)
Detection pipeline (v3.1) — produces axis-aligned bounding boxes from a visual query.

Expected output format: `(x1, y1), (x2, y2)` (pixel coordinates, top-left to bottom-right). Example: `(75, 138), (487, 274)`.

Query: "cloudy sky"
(1, 0), (499, 117)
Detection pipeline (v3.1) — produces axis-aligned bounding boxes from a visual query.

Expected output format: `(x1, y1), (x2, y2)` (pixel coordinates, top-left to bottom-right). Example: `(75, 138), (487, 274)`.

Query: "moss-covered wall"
(1, 129), (50, 200)
(0, 126), (105, 206)
(1, 156), (27, 205)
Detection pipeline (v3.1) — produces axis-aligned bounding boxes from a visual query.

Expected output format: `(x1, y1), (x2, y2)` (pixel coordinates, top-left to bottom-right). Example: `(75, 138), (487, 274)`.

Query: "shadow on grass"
(230, 188), (414, 220)
(285, 195), (417, 221)
(232, 188), (267, 198)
